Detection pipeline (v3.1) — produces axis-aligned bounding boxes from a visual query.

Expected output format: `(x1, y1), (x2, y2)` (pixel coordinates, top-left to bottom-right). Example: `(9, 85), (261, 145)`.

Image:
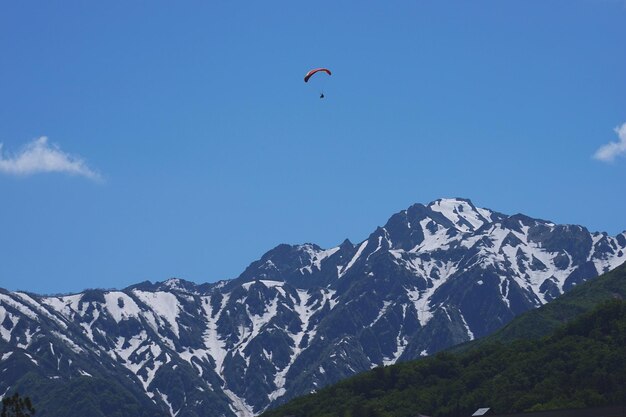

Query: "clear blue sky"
(1, 1), (625, 294)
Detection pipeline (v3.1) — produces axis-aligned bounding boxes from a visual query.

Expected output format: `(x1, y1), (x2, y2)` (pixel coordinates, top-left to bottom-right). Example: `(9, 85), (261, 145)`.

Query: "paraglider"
(304, 68), (331, 83)
(304, 68), (331, 98)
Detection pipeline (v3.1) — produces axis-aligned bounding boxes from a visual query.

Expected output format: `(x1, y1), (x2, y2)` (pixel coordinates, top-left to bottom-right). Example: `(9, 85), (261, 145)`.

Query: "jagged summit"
(1, 198), (625, 417)
(125, 277), (202, 293)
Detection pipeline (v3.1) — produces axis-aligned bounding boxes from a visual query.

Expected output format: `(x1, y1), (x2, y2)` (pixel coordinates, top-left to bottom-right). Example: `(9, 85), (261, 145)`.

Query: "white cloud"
(0, 136), (102, 181)
(593, 123), (626, 163)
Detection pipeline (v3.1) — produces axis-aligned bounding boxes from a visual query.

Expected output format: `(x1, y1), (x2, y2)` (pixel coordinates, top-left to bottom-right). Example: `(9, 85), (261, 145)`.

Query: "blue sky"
(1, 1), (625, 294)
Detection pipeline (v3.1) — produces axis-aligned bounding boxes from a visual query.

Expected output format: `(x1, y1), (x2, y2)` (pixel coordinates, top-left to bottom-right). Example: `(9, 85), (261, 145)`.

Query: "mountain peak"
(427, 197), (476, 211)
(432, 196), (474, 204)
(340, 238), (354, 249)
(427, 197), (493, 232)
(156, 277), (198, 293)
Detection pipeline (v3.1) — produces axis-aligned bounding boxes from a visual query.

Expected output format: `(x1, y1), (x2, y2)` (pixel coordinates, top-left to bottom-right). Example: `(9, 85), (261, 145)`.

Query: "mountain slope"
(452, 260), (626, 348)
(261, 268), (626, 417)
(1, 198), (625, 417)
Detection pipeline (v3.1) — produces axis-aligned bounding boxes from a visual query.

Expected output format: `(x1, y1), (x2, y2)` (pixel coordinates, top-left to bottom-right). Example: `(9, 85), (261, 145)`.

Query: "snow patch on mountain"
(339, 241), (368, 278)
(242, 280), (283, 291)
(14, 292), (68, 329)
(270, 288), (319, 403)
(224, 388), (255, 417)
(299, 244), (340, 274)
(591, 232), (626, 274)
(429, 198), (488, 232)
(200, 293), (230, 375)
(0, 293), (39, 321)
(104, 291), (142, 322)
(133, 291), (181, 337)
(405, 264), (455, 327)
(157, 389), (178, 417)
(371, 301), (392, 326)
(51, 330), (83, 354)
(0, 307), (15, 342)
(42, 293), (85, 322)
(417, 219), (450, 251)
(16, 327), (36, 349)
(240, 298), (278, 352)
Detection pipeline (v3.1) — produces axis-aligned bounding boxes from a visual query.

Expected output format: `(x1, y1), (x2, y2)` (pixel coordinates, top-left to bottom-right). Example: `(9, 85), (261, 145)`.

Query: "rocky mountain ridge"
(1, 198), (624, 417)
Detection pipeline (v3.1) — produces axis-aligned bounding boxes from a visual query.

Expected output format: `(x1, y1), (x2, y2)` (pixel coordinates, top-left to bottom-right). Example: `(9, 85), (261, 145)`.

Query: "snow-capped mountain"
(1, 198), (625, 417)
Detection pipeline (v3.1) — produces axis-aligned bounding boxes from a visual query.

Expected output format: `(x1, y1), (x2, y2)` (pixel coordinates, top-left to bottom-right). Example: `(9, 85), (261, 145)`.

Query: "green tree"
(1, 393), (35, 417)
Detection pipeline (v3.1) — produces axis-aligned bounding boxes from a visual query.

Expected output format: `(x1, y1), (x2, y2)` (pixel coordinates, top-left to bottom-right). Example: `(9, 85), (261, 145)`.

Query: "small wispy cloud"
(593, 123), (626, 163)
(0, 136), (102, 181)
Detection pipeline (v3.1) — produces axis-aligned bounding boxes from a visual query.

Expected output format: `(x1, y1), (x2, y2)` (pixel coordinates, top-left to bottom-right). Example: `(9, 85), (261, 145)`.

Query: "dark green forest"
(7, 376), (166, 417)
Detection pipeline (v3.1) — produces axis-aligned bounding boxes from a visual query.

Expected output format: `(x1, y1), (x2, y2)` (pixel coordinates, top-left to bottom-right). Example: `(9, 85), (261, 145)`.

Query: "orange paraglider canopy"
(304, 68), (331, 82)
